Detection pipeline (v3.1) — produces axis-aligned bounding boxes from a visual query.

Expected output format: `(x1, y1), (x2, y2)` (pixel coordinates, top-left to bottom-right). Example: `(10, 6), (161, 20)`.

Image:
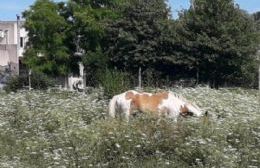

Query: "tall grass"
(0, 87), (259, 167)
(98, 69), (131, 98)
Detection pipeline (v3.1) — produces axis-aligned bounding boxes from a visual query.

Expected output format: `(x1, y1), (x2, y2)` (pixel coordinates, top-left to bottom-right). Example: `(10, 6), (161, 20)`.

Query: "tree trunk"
(215, 73), (220, 89)
(79, 62), (86, 89)
(196, 67), (199, 85)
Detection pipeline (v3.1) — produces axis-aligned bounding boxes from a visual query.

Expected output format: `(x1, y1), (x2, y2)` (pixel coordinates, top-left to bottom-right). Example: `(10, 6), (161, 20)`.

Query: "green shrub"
(30, 73), (55, 90)
(4, 72), (55, 92)
(3, 75), (23, 92)
(98, 68), (131, 98)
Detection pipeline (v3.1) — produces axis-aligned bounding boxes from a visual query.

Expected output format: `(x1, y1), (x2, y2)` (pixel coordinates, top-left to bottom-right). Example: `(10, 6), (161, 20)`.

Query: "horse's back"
(125, 90), (169, 114)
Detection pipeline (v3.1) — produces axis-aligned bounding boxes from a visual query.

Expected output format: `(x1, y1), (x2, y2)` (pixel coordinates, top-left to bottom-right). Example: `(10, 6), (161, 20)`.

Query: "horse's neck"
(167, 94), (187, 112)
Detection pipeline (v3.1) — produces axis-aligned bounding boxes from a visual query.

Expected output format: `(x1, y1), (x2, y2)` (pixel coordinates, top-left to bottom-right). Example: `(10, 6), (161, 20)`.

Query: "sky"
(0, 0), (259, 21)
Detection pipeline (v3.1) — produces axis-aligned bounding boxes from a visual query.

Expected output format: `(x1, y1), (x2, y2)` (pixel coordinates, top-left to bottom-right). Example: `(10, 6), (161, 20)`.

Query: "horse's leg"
(168, 109), (178, 122)
(125, 109), (130, 122)
(121, 101), (131, 122)
(108, 96), (118, 118)
(156, 110), (164, 125)
(120, 107), (130, 122)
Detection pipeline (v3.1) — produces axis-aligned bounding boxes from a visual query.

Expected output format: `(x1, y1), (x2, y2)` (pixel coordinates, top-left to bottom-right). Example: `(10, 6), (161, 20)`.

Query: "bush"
(30, 73), (55, 90)
(3, 75), (22, 92)
(4, 72), (55, 92)
(98, 69), (131, 98)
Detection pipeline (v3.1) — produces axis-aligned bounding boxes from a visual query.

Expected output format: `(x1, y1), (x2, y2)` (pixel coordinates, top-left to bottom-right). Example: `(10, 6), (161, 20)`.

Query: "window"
(20, 37), (23, 47)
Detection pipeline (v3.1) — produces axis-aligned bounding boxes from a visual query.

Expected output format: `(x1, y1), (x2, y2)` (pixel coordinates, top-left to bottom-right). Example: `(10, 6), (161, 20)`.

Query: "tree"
(253, 11), (260, 30)
(23, 0), (70, 77)
(103, 0), (173, 87)
(177, 0), (260, 88)
(253, 11), (260, 89)
(104, 0), (171, 71)
(23, 0), (124, 86)
(63, 0), (124, 75)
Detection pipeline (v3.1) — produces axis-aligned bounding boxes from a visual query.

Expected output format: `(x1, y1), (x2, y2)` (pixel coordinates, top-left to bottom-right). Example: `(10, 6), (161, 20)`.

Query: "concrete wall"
(0, 45), (18, 74)
(0, 21), (17, 45)
(0, 21), (27, 75)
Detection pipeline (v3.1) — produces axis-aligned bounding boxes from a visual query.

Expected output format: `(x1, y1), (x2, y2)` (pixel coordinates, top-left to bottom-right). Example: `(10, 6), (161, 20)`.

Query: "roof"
(0, 21), (25, 26)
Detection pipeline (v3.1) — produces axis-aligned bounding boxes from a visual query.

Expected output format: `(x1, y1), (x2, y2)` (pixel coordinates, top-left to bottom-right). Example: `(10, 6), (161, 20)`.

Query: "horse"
(108, 90), (203, 121)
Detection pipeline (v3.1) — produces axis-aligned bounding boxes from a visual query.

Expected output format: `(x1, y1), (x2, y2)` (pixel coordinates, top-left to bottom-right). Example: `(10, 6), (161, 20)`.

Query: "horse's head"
(168, 92), (203, 118)
(180, 102), (203, 117)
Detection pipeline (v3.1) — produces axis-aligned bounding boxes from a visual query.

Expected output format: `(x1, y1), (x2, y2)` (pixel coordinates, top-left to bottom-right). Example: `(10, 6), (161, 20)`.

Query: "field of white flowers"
(0, 87), (259, 168)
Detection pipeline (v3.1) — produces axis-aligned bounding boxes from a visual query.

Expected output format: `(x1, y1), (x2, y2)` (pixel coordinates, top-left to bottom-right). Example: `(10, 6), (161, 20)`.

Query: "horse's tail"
(108, 96), (117, 118)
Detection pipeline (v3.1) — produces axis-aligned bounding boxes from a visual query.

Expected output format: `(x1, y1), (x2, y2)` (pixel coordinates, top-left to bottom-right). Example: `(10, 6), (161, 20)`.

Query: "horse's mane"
(168, 91), (200, 108)
(168, 91), (188, 102)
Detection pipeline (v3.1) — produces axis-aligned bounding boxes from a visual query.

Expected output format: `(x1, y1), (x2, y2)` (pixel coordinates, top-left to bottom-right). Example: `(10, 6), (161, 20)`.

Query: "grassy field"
(0, 87), (259, 168)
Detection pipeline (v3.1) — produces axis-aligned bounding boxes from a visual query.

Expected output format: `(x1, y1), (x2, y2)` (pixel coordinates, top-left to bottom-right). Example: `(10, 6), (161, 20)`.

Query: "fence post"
(259, 65), (260, 90)
(138, 67), (142, 90)
(28, 69), (32, 91)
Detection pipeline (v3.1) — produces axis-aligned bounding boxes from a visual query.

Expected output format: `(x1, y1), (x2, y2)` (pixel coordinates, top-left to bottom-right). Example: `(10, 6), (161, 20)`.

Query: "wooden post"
(64, 75), (68, 90)
(259, 65), (260, 90)
(28, 69), (32, 91)
(138, 67), (142, 90)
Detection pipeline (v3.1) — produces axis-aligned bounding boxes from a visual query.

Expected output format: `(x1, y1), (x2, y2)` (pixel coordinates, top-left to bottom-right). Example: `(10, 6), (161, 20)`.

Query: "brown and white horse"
(108, 90), (203, 121)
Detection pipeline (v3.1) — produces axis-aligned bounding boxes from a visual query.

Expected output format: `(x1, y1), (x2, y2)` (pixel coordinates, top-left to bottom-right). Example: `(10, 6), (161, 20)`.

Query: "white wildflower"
(115, 143), (121, 148)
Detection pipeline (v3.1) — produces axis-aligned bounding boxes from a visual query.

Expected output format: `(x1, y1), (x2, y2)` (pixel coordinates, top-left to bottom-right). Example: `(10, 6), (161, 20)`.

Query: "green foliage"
(64, 0), (124, 64)
(22, 0), (259, 88)
(253, 11), (260, 31)
(97, 68), (131, 97)
(30, 73), (55, 90)
(82, 47), (109, 85)
(177, 0), (260, 88)
(104, 0), (172, 71)
(23, 0), (70, 76)
(3, 75), (23, 93)
(4, 73), (55, 92)
(80, 48), (112, 86)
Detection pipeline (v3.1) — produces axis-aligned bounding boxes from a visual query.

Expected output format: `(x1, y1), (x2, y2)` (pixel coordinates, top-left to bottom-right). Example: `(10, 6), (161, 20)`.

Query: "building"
(0, 18), (85, 91)
(0, 19), (28, 75)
